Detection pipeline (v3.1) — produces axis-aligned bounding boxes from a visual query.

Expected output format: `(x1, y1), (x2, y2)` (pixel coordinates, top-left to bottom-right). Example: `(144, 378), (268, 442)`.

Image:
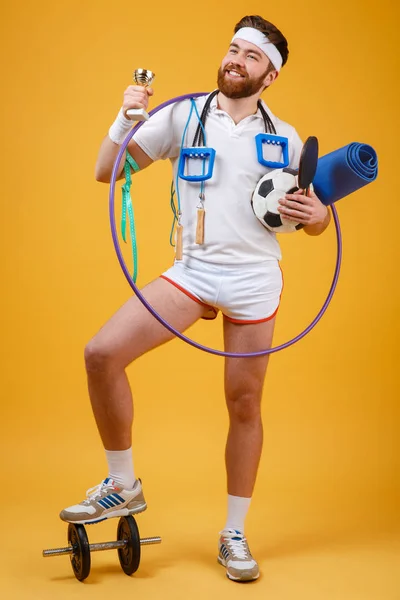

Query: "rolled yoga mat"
(312, 143), (378, 206)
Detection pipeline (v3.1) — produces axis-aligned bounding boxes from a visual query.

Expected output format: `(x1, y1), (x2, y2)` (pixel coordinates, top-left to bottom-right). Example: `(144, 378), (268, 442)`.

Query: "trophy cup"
(126, 69), (155, 121)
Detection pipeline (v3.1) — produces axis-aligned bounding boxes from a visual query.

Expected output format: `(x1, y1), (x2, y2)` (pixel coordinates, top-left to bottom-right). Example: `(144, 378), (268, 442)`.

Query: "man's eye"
(248, 54), (257, 60)
(229, 49), (237, 54)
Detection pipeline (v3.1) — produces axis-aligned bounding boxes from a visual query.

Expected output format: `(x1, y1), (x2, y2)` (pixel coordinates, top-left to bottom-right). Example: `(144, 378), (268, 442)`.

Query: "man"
(60, 15), (330, 582)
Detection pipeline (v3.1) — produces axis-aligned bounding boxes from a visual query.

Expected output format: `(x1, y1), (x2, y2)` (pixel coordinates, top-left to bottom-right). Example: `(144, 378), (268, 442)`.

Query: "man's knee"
(84, 338), (118, 373)
(226, 391), (262, 423)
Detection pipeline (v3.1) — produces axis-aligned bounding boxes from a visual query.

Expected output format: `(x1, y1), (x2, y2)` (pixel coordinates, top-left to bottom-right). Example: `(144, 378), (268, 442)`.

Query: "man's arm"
(95, 138), (153, 183)
(95, 85), (154, 183)
(278, 189), (331, 236)
(283, 130), (331, 235)
(303, 203), (331, 236)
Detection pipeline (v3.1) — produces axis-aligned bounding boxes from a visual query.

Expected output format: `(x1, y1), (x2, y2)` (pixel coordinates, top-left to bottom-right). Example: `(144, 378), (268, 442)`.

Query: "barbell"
(43, 515), (161, 581)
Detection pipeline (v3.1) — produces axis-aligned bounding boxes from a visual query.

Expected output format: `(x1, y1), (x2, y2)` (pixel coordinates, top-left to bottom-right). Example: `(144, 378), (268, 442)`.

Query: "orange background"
(0, 0), (398, 598)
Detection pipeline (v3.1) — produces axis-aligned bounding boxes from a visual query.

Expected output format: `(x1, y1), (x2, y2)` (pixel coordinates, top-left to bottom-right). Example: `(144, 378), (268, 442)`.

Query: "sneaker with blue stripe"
(218, 529), (259, 582)
(59, 478), (147, 525)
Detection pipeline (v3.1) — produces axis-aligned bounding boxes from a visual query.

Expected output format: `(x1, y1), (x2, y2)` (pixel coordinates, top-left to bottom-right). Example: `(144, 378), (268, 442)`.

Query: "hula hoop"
(109, 93), (342, 358)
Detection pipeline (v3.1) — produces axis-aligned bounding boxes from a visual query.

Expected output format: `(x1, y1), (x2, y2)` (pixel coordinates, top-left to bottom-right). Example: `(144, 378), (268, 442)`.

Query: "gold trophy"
(126, 69), (155, 121)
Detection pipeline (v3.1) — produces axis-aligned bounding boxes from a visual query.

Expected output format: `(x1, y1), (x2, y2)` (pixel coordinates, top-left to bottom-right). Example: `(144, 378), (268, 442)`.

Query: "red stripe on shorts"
(224, 305), (279, 324)
(160, 275), (218, 320)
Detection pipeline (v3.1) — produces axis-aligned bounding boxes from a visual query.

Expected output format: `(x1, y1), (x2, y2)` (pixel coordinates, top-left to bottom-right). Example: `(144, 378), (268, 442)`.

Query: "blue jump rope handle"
(255, 134), (289, 169)
(178, 147), (216, 182)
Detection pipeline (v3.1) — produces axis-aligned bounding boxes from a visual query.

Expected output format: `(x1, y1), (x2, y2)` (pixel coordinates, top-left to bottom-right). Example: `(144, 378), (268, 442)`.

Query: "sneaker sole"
(217, 556), (260, 581)
(61, 502), (147, 525)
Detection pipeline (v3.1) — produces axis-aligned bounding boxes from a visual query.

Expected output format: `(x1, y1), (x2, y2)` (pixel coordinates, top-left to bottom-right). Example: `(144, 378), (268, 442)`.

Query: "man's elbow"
(95, 166), (111, 184)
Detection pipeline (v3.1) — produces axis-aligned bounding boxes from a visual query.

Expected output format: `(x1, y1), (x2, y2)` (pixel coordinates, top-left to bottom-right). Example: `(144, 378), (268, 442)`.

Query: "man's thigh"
(223, 316), (276, 400)
(87, 276), (208, 368)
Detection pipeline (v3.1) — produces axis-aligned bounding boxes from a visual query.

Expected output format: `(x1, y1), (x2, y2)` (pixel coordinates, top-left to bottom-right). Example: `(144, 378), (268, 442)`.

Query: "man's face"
(218, 39), (276, 99)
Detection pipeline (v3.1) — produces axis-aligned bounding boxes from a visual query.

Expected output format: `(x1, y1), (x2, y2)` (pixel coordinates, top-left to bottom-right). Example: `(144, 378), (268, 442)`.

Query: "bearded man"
(60, 14), (329, 582)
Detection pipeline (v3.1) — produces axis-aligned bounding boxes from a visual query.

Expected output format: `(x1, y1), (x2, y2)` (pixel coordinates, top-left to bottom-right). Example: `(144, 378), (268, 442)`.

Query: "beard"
(217, 64), (270, 99)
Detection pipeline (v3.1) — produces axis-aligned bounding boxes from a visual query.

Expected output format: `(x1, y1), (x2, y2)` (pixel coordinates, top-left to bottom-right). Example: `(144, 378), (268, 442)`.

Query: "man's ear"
(264, 70), (279, 88)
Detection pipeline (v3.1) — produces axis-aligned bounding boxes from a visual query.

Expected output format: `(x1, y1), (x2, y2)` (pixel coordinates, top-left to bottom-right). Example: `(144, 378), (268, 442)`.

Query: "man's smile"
(225, 67), (246, 79)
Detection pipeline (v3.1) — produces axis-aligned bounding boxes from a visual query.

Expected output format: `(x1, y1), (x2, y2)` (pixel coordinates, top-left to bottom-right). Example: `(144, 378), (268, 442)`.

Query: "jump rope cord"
(170, 97), (208, 246)
(192, 99), (207, 197)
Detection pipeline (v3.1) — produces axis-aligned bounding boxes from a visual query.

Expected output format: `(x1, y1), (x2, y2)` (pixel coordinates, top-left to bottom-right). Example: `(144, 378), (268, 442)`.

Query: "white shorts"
(161, 255), (283, 323)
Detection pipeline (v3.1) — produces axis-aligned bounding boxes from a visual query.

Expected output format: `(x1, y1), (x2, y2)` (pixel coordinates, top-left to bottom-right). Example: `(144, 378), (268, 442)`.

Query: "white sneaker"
(218, 529), (260, 582)
(59, 478), (147, 525)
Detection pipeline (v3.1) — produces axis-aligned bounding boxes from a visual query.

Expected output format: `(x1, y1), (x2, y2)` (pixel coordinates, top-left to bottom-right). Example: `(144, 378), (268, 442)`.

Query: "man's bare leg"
(84, 277), (208, 450)
(217, 317), (275, 582)
(223, 317), (275, 512)
(60, 278), (208, 524)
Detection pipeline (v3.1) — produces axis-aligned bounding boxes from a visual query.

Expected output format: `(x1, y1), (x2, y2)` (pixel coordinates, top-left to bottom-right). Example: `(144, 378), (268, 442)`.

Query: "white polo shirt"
(133, 93), (303, 264)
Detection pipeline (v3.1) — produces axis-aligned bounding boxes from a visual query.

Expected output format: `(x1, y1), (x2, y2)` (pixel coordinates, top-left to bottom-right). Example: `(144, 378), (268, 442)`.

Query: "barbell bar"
(42, 516), (161, 581)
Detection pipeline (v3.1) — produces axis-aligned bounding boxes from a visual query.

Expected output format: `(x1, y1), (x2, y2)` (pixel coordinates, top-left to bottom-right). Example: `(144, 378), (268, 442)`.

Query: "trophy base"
(126, 108), (149, 122)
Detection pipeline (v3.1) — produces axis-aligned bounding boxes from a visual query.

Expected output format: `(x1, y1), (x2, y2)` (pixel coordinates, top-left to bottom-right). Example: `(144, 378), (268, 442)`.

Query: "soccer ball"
(251, 168), (310, 233)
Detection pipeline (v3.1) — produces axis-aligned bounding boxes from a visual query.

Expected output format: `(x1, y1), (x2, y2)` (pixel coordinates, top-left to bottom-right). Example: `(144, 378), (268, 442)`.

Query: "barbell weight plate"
(67, 523), (91, 581)
(117, 516), (141, 575)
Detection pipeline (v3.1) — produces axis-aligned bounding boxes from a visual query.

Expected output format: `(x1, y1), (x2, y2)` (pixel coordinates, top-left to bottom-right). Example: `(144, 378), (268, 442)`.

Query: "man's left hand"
(278, 189), (328, 226)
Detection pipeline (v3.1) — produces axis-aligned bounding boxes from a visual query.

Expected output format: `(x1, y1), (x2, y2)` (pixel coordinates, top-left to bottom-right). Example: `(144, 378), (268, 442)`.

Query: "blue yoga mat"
(312, 143), (378, 206)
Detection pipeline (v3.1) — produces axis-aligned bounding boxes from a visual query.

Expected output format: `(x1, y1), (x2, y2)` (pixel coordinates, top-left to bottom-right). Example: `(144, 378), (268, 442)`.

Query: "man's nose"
(233, 54), (246, 68)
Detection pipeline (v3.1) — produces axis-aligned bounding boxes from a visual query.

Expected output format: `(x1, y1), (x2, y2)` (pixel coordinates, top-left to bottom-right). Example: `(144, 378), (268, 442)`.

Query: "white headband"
(231, 27), (283, 72)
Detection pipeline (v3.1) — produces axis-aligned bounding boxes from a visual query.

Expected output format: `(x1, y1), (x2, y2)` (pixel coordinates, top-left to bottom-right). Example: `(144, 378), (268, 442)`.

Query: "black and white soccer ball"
(251, 168), (311, 233)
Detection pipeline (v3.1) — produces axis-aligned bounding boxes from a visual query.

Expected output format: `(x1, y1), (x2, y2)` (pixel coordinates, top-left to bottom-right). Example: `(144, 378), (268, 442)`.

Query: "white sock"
(224, 495), (252, 534)
(105, 447), (136, 490)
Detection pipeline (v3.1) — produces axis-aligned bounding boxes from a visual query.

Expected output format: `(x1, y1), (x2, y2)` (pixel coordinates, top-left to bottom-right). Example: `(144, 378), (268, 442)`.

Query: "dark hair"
(234, 15), (289, 69)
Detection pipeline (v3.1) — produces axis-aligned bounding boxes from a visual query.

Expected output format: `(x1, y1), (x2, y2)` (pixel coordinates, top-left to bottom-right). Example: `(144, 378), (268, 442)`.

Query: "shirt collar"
(209, 91), (265, 121)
